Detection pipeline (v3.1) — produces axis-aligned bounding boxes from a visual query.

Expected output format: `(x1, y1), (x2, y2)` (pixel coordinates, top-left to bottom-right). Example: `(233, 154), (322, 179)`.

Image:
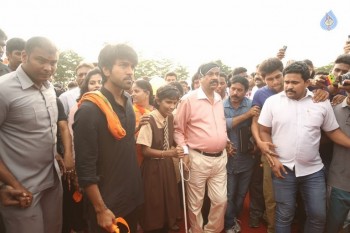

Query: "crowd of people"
(1, 26), (350, 233)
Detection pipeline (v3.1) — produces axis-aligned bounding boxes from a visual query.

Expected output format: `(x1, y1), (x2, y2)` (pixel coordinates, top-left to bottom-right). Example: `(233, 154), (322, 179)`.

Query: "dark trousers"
(62, 178), (87, 233)
(0, 213), (5, 233)
(249, 155), (265, 220)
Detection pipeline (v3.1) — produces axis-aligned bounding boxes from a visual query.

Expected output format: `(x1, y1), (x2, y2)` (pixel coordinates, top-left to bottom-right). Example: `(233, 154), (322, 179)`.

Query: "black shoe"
(249, 217), (260, 228)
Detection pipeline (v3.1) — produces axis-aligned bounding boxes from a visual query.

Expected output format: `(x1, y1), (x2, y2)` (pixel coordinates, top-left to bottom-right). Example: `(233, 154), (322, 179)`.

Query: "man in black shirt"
(74, 44), (143, 233)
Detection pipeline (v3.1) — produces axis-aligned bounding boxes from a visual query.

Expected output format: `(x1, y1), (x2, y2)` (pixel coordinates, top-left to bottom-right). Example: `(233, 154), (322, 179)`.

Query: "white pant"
(186, 149), (227, 233)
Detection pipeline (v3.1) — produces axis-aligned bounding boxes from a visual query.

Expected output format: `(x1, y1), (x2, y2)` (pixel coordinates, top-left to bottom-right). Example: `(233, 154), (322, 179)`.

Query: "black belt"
(194, 149), (223, 157)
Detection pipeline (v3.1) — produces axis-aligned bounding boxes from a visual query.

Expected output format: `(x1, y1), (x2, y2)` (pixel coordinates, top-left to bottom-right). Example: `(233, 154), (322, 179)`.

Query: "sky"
(1, 0), (349, 76)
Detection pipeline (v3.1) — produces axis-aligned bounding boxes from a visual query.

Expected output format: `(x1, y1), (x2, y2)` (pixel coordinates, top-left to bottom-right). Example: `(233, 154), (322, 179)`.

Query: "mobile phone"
(282, 45), (288, 51)
(347, 35), (350, 44)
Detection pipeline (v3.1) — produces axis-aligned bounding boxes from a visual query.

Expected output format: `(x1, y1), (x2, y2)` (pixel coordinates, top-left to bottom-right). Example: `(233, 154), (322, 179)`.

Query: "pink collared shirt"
(174, 87), (227, 153)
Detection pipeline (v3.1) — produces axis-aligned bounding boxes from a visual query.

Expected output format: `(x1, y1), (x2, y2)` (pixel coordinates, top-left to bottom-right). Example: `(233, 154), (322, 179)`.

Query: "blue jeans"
(272, 167), (326, 233)
(224, 169), (253, 229)
(326, 187), (350, 233)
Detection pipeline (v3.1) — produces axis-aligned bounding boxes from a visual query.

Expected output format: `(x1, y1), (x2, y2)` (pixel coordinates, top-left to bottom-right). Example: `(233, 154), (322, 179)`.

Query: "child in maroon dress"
(137, 85), (184, 233)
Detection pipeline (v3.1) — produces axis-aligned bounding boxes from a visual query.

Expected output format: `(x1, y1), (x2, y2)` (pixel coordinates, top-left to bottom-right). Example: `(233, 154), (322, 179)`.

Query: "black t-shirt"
(73, 87), (143, 217)
(56, 98), (68, 155)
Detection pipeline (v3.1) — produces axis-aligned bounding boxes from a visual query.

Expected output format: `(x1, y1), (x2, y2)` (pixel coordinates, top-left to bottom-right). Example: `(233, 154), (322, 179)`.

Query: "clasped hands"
(0, 185), (33, 208)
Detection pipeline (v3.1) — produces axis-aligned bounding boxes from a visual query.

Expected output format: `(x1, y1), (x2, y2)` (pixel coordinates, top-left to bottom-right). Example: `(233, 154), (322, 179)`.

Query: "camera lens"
(341, 72), (350, 86)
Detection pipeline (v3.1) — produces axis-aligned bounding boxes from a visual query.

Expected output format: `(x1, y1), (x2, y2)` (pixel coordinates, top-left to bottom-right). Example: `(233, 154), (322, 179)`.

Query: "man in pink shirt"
(174, 62), (234, 233)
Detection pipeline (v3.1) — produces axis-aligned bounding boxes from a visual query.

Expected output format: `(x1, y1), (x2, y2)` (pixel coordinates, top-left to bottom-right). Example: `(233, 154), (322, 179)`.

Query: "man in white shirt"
(59, 62), (94, 115)
(258, 61), (350, 233)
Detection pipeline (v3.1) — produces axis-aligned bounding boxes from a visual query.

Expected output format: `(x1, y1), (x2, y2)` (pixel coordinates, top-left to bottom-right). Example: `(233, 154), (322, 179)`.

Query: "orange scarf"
(78, 91), (126, 140)
(133, 104), (147, 115)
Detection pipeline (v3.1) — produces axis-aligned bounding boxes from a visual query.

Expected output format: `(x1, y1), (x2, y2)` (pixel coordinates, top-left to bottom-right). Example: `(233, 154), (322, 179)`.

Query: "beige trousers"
(262, 155), (276, 233)
(186, 149), (227, 233)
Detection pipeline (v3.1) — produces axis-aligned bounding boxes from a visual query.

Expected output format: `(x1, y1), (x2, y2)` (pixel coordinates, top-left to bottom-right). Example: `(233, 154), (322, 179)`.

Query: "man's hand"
(63, 153), (75, 172)
(56, 152), (76, 191)
(135, 114), (151, 133)
(248, 106), (261, 118)
(270, 158), (288, 179)
(0, 185), (33, 208)
(276, 48), (286, 60)
(175, 145), (184, 159)
(312, 89), (329, 103)
(338, 80), (350, 93)
(257, 141), (277, 156)
(226, 141), (236, 157)
(55, 154), (66, 175)
(97, 208), (117, 232)
(257, 141), (278, 166)
(310, 75), (328, 89)
(331, 94), (346, 106)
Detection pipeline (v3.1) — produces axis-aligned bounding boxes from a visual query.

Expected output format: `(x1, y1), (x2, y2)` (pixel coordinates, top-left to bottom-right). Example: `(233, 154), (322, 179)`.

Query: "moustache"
(286, 89), (295, 93)
(124, 77), (133, 81)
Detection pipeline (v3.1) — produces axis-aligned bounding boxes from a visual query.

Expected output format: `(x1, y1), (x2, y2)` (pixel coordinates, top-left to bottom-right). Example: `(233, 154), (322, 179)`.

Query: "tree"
(315, 62), (334, 74)
(55, 50), (83, 86)
(135, 58), (189, 81)
(173, 65), (189, 81)
(215, 60), (233, 76)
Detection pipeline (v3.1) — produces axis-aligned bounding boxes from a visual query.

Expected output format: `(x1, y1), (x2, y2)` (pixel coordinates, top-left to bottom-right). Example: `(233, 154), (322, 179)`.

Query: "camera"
(341, 72), (350, 86)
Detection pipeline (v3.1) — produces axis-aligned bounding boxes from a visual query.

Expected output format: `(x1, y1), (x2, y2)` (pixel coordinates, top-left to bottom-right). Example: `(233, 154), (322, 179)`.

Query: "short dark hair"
(220, 72), (227, 80)
(6, 38), (26, 55)
(169, 81), (184, 97)
(75, 62), (94, 74)
(228, 75), (249, 90)
(258, 58), (284, 79)
(191, 72), (200, 90)
(283, 61), (310, 82)
(134, 79), (154, 105)
(68, 81), (78, 89)
(179, 80), (188, 86)
(154, 84), (180, 110)
(25, 37), (57, 55)
(165, 72), (177, 78)
(232, 67), (247, 76)
(79, 68), (102, 100)
(334, 54), (350, 66)
(303, 59), (314, 68)
(98, 44), (138, 81)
